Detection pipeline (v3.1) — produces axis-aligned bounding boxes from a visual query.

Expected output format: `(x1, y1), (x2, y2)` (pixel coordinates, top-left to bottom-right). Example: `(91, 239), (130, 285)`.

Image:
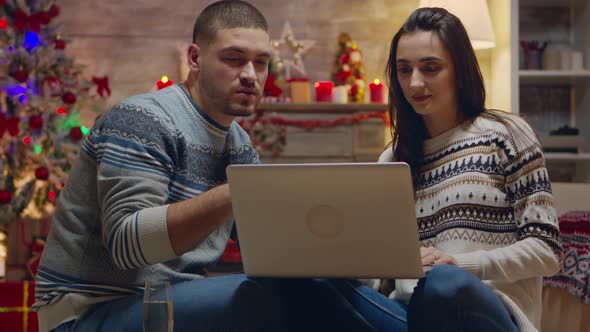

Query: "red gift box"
(0, 281), (38, 332)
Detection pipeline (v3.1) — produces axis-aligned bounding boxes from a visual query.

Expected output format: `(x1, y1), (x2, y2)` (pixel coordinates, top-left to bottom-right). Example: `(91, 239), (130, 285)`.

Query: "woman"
(379, 7), (563, 332)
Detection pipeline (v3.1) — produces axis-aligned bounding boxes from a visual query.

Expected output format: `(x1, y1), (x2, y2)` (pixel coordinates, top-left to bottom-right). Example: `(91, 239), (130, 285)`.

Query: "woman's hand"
(421, 246), (458, 266)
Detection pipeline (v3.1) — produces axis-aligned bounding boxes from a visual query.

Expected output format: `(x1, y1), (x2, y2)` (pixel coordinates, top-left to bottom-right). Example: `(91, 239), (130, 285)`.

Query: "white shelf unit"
(511, 0), (590, 183)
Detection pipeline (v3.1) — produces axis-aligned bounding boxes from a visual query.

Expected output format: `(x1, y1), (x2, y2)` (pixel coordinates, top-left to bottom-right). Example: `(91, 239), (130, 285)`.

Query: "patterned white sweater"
(379, 114), (562, 332)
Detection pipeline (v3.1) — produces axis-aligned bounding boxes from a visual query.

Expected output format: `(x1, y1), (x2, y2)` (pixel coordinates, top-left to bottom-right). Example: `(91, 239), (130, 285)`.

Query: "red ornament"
(28, 115), (43, 130)
(69, 126), (83, 141)
(11, 69), (29, 83)
(340, 54), (350, 64)
(35, 166), (50, 180)
(54, 38), (66, 50)
(0, 18), (7, 30)
(48, 4), (60, 18)
(62, 91), (77, 105)
(0, 190), (12, 204)
(336, 71), (351, 84)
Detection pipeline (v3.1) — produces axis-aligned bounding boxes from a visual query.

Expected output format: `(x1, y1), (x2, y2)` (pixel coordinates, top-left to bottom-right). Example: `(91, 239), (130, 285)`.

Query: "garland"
(238, 111), (388, 157)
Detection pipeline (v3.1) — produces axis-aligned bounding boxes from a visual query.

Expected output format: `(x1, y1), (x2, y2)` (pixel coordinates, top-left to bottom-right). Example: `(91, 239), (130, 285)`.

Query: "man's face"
(197, 28), (270, 119)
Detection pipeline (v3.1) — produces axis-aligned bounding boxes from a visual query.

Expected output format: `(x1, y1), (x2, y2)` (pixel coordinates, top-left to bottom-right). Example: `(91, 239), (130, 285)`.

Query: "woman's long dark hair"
(385, 7), (487, 183)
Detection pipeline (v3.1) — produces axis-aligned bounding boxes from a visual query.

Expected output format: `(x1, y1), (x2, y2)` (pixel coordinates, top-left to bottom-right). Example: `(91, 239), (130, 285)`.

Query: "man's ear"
(187, 43), (201, 73)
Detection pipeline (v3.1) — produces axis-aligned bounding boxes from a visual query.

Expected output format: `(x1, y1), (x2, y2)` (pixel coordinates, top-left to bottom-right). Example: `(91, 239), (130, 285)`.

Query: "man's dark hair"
(192, 0), (268, 45)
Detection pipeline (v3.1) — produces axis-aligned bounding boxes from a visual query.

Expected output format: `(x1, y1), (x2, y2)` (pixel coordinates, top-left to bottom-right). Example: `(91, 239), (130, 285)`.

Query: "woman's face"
(395, 30), (459, 124)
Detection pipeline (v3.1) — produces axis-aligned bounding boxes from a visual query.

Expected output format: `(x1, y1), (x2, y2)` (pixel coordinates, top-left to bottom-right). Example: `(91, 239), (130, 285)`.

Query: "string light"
(270, 22), (316, 79)
(23, 137), (31, 145)
(81, 126), (89, 136)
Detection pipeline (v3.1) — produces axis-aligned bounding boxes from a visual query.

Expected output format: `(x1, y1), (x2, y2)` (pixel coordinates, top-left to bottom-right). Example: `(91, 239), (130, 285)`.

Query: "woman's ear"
(187, 43), (200, 72)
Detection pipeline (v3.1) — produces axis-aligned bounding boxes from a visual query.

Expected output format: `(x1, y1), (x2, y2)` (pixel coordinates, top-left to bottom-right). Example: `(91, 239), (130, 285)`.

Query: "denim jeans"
(50, 273), (408, 332)
(50, 266), (521, 332)
(406, 265), (521, 332)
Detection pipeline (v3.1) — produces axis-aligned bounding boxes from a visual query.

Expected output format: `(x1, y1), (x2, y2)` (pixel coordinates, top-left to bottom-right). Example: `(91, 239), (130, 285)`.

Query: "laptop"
(226, 162), (424, 279)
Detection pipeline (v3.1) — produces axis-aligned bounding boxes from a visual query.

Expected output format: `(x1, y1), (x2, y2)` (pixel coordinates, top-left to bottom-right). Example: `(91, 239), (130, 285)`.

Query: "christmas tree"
(263, 58), (283, 98)
(0, 0), (109, 225)
(331, 33), (366, 103)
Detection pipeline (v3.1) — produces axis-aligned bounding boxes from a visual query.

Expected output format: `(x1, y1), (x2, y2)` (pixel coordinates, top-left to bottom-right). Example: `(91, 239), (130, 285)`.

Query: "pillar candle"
(333, 85), (349, 104)
(314, 81), (333, 102)
(369, 79), (384, 103)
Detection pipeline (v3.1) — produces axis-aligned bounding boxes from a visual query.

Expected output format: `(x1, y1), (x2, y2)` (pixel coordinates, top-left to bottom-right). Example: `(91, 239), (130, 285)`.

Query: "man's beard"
(200, 83), (261, 118)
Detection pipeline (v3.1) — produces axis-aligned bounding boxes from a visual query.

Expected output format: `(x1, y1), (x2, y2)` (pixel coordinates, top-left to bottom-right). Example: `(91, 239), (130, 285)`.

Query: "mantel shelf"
(519, 70), (590, 84)
(256, 102), (388, 114)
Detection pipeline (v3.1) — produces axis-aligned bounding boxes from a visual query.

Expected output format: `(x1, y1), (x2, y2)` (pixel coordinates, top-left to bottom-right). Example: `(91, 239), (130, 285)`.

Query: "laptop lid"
(227, 162), (424, 279)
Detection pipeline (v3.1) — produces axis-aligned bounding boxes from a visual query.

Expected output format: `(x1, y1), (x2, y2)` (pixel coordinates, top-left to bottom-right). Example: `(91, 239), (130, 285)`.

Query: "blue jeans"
(406, 265), (521, 332)
(50, 274), (407, 332)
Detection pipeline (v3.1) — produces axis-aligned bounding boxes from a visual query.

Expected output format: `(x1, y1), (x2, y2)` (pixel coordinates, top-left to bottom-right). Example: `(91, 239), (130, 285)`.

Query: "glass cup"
(143, 281), (174, 332)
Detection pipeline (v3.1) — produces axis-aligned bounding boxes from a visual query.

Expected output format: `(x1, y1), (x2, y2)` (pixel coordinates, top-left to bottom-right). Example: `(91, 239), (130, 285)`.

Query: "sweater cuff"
(137, 205), (177, 264)
(453, 252), (484, 278)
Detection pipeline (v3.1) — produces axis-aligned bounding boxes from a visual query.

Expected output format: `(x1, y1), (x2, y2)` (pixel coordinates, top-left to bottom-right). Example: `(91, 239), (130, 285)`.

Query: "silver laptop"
(226, 162), (424, 279)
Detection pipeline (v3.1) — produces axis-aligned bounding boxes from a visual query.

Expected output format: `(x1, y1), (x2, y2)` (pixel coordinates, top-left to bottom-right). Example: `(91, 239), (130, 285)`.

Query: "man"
(34, 1), (407, 331)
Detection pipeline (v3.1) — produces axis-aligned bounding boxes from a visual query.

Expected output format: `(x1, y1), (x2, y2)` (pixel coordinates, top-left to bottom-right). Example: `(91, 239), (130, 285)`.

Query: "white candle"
(333, 85), (349, 104)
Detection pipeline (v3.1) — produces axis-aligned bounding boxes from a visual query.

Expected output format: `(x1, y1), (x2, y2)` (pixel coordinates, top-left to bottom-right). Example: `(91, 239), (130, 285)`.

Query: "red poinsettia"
(13, 6), (56, 33)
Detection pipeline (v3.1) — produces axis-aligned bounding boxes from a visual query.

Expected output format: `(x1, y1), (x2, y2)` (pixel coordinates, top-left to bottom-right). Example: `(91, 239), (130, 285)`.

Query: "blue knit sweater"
(33, 84), (259, 331)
